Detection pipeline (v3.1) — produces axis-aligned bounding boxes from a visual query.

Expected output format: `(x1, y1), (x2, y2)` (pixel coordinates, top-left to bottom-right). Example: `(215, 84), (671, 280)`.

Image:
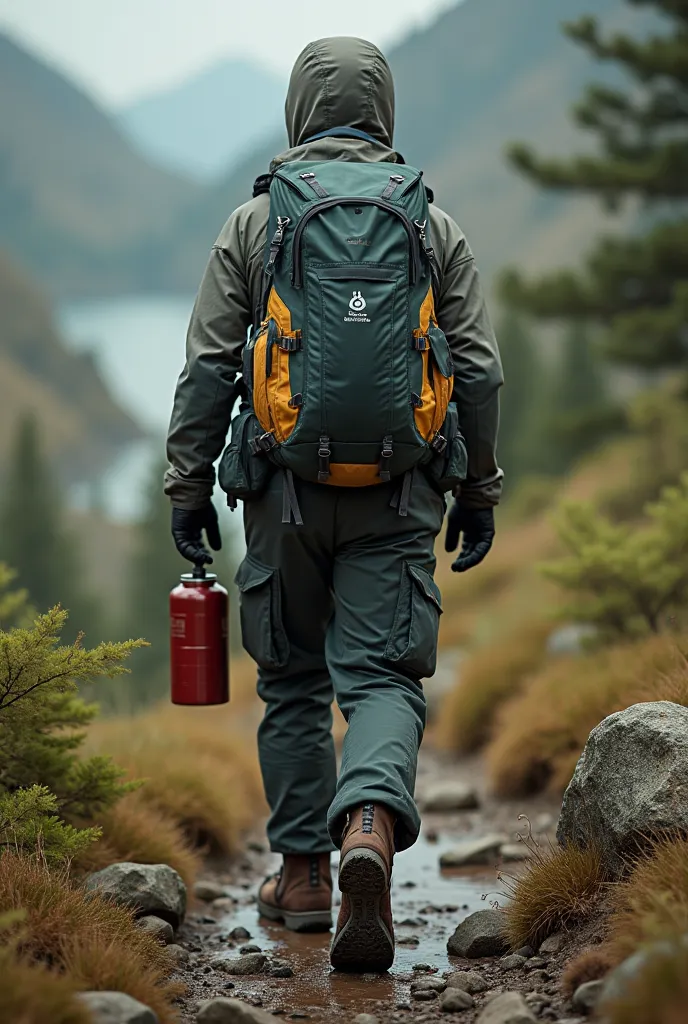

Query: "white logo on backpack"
(345, 290), (371, 324)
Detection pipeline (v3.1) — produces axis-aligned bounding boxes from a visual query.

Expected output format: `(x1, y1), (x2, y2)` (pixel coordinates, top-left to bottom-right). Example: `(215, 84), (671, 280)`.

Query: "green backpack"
(234, 146), (466, 521)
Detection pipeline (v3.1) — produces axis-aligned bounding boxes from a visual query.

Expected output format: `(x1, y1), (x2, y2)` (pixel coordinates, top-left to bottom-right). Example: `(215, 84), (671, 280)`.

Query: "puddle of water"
(207, 832), (496, 1021)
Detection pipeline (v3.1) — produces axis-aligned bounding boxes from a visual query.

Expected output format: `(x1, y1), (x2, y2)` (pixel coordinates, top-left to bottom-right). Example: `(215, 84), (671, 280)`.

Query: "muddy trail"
(172, 750), (574, 1023)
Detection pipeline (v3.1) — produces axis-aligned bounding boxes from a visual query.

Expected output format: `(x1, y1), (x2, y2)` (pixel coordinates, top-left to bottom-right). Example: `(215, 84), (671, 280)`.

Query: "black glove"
(171, 503), (222, 567)
(444, 502), (495, 573)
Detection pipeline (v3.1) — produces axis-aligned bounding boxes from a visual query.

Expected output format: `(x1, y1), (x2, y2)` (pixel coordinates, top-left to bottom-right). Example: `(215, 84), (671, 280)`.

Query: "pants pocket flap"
(234, 556), (289, 671)
(235, 556), (274, 592)
(408, 564), (443, 615)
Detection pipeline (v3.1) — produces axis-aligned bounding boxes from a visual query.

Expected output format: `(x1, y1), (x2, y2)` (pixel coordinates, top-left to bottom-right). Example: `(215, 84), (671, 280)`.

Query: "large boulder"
(77, 992), (158, 1024)
(557, 702), (688, 877)
(447, 909), (510, 958)
(85, 863), (187, 928)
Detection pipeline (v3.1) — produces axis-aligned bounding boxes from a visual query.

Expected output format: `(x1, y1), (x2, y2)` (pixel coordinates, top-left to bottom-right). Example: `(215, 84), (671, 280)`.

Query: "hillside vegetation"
(0, 33), (197, 296)
(0, 250), (142, 481)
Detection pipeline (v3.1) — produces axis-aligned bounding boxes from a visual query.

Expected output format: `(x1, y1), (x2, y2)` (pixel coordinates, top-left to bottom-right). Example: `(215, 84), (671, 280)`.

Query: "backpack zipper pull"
(381, 174), (406, 200)
(266, 216), (291, 276)
(299, 172), (329, 199)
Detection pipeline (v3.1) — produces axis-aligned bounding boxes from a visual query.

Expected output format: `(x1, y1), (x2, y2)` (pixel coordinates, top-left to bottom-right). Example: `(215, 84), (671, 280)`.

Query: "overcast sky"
(0, 0), (458, 108)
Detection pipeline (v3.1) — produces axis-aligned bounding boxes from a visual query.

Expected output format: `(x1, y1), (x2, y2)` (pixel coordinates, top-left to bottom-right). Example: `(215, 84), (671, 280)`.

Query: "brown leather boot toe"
(258, 853), (332, 933)
(330, 803), (395, 972)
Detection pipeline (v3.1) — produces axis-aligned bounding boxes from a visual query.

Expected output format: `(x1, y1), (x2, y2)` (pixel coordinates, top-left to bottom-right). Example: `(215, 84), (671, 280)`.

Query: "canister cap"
(180, 569), (218, 584)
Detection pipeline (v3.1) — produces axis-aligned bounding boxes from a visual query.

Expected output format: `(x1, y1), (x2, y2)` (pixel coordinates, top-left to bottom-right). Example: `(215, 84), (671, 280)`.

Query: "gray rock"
(446, 970), (489, 994)
(513, 946), (535, 959)
(353, 1017), (381, 1024)
(547, 623), (597, 656)
(557, 702), (688, 877)
(412, 988), (438, 1001)
(475, 991), (536, 1024)
(500, 844), (531, 863)
(440, 836), (506, 868)
(212, 897), (236, 911)
(412, 977), (447, 993)
(213, 953), (267, 976)
(523, 957), (547, 971)
(194, 880), (227, 903)
(136, 915), (174, 944)
(439, 988), (474, 1013)
(196, 998), (276, 1023)
(239, 944), (262, 954)
(539, 931), (566, 955)
(421, 781), (480, 812)
(499, 954), (527, 971)
(228, 926), (251, 940)
(572, 980), (605, 1014)
(166, 943), (190, 965)
(85, 863), (186, 928)
(77, 992), (158, 1024)
(600, 940), (679, 1006)
(447, 910), (509, 958)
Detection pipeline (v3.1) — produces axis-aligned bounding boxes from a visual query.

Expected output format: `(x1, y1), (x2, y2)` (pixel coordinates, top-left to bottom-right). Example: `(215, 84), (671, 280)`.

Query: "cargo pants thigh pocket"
(384, 562), (443, 678)
(234, 555), (290, 670)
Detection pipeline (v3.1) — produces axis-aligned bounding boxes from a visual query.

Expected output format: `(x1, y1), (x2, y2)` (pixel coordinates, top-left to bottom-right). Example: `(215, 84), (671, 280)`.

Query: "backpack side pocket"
(218, 406), (274, 502)
(423, 402), (467, 494)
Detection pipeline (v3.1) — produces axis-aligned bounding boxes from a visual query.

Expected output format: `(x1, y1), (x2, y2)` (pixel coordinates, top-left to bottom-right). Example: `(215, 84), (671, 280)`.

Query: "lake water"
(60, 294), (204, 522)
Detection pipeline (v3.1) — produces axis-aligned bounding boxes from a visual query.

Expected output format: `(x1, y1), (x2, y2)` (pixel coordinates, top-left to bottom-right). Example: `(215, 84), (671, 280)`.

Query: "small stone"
(194, 880), (227, 903)
(411, 977), (447, 994)
(421, 781), (480, 812)
(413, 963), (436, 973)
(228, 926), (252, 941)
(500, 844), (531, 863)
(354, 1016), (381, 1024)
(85, 862), (186, 928)
(572, 980), (605, 1014)
(523, 957), (547, 971)
(447, 910), (509, 958)
(440, 836), (506, 868)
(534, 813), (554, 833)
(439, 988), (474, 1013)
(412, 989), (438, 1001)
(513, 946), (535, 959)
(77, 991), (158, 1023)
(446, 971), (489, 994)
(239, 944), (262, 954)
(475, 991), (536, 1023)
(196, 997), (276, 1023)
(212, 953), (267, 976)
(539, 932), (566, 955)
(201, 915), (218, 924)
(528, 970), (551, 985)
(166, 943), (191, 965)
(137, 915), (174, 944)
(269, 959), (294, 979)
(398, 935), (420, 946)
(499, 954), (527, 971)
(398, 917), (426, 928)
(213, 897), (236, 911)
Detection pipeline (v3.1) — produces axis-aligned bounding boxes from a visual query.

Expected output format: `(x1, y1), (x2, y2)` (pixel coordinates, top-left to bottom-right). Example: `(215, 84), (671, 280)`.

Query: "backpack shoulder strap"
(253, 172), (273, 198)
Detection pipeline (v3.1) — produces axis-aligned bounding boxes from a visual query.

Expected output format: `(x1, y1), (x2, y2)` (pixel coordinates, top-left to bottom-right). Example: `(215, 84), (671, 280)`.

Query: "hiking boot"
(258, 853), (332, 932)
(330, 803), (395, 972)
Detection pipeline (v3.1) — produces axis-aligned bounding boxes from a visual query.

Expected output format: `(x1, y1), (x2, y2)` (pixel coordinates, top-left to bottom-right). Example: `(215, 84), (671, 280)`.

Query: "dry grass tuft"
(501, 830), (609, 950)
(0, 854), (181, 1023)
(0, 944), (91, 1024)
(486, 634), (688, 797)
(606, 836), (688, 962)
(87, 700), (265, 856)
(604, 942), (688, 1024)
(436, 618), (552, 754)
(562, 946), (619, 997)
(77, 792), (201, 886)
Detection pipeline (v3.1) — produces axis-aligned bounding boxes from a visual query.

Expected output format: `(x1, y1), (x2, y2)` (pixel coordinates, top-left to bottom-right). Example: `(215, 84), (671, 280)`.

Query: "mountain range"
(120, 59), (286, 181)
(0, 0), (650, 298)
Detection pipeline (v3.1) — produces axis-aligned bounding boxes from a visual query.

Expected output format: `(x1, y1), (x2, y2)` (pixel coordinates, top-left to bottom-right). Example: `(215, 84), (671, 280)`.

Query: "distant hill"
(120, 59), (286, 181)
(0, 33), (198, 296)
(0, 249), (143, 482)
(155, 0), (646, 293)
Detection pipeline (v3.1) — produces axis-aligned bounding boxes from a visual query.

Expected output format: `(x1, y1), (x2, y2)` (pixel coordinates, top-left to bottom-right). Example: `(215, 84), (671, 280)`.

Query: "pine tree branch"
(629, 0), (688, 27)
(565, 16), (688, 85)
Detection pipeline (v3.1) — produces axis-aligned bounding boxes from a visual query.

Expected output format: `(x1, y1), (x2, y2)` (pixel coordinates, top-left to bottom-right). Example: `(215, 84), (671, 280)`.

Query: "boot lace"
(361, 803), (375, 835)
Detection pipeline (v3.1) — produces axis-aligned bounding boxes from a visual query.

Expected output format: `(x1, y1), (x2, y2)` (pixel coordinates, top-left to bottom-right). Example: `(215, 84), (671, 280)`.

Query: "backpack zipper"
(291, 197), (422, 288)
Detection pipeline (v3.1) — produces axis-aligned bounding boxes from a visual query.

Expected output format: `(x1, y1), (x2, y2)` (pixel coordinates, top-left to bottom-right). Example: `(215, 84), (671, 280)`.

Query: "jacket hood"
(284, 37), (395, 149)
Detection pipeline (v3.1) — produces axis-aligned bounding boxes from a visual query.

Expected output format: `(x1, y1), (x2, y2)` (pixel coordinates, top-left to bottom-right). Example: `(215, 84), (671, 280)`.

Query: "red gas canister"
(170, 567), (229, 705)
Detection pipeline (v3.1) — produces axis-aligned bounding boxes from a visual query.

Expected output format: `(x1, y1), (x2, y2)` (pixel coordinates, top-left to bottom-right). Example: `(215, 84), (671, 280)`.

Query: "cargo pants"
(235, 470), (445, 854)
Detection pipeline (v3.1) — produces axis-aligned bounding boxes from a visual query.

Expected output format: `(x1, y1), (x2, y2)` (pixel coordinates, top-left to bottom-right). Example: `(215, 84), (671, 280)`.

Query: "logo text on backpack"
(345, 290), (371, 324)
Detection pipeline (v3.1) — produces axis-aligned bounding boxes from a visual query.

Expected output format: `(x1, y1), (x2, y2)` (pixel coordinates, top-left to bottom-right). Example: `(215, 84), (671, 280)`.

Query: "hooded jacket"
(165, 37), (503, 508)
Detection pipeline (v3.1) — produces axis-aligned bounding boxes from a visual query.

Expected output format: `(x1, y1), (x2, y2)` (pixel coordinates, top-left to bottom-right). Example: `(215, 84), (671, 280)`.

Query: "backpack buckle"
(431, 432), (448, 455)
(256, 432), (277, 453)
(379, 435), (394, 483)
(318, 436), (331, 482)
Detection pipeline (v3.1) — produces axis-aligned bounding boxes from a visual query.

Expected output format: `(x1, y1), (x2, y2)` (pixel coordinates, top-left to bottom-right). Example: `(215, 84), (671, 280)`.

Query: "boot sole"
(257, 897), (332, 933)
(330, 848), (394, 973)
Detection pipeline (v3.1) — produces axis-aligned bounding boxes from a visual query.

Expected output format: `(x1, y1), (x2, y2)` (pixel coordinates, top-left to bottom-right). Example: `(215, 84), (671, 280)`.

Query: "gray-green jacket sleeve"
(431, 208), (504, 508)
(164, 212), (256, 509)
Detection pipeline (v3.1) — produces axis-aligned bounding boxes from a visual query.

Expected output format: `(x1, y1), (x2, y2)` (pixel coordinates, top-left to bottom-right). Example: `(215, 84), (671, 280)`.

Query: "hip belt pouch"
(219, 405), (274, 502)
(423, 402), (467, 494)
